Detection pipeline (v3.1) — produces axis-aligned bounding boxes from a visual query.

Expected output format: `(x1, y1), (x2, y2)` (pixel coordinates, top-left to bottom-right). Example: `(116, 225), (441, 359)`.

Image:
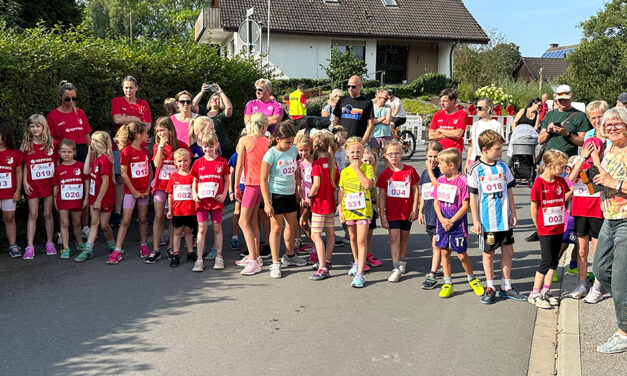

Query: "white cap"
(555, 84), (573, 100)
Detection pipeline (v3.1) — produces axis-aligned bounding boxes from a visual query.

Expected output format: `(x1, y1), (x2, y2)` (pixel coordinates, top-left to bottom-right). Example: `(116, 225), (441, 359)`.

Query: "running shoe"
(387, 268), (402, 283)
(308, 250), (318, 265)
(140, 244), (150, 258)
(567, 266), (578, 276)
(241, 258), (262, 275)
(583, 287), (603, 304)
(596, 332), (627, 354)
(525, 231), (539, 242)
(295, 244), (313, 255)
(366, 254), (383, 267)
(192, 259), (204, 272)
(348, 262), (358, 276)
(552, 273), (559, 283)
(60, 248), (71, 260)
(106, 250), (123, 264)
(74, 250), (93, 263)
(543, 291), (559, 306)
(439, 283), (454, 298)
(8, 245), (21, 258)
(23, 246), (34, 260)
(398, 261), (407, 274)
(159, 236), (168, 246)
(568, 284), (588, 299)
(235, 255), (250, 267)
(166, 248), (175, 261)
(213, 256), (224, 270)
(204, 248), (217, 260)
(436, 267), (444, 277)
(186, 252), (197, 262)
(499, 288), (527, 301)
(310, 268), (330, 281)
(351, 273), (365, 288)
(528, 293), (552, 309)
(281, 254), (307, 267)
(169, 254), (180, 268)
(364, 263), (371, 272)
(421, 274), (438, 290)
(230, 238), (241, 250)
(46, 242), (57, 255)
(481, 287), (496, 304)
(260, 244), (271, 259)
(144, 251), (161, 264)
(468, 278), (485, 296)
(82, 226), (89, 239)
(269, 262), (282, 278)
(77, 243), (87, 252)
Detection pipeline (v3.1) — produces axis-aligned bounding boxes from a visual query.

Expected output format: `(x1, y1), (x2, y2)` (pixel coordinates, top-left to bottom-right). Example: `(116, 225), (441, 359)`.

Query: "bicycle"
(391, 126), (416, 160)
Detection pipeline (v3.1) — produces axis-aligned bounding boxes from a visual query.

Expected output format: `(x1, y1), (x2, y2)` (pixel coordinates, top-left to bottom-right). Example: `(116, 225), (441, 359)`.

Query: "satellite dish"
(238, 19), (261, 45)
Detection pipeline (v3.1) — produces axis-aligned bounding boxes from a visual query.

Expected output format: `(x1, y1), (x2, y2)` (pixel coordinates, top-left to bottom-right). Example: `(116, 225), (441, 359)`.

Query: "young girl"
(148, 117), (190, 264)
(227, 149), (243, 250)
(528, 150), (572, 309)
(192, 132), (230, 272)
(109, 123), (152, 264)
(295, 133), (315, 255)
(20, 115), (57, 259)
(74, 131), (116, 262)
(309, 131), (340, 280)
(332, 126), (350, 247)
(420, 141), (444, 289)
(260, 121), (307, 278)
(362, 147), (382, 270)
(377, 141), (420, 282)
(339, 137), (374, 288)
(166, 149), (196, 269)
(0, 120), (23, 257)
(234, 112), (270, 275)
(188, 116), (216, 162)
(52, 139), (88, 260)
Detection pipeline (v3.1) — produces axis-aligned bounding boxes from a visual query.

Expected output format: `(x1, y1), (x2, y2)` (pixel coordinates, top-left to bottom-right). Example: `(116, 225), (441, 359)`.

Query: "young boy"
(419, 141), (444, 289)
(166, 149), (196, 269)
(431, 147), (484, 298)
(468, 130), (526, 304)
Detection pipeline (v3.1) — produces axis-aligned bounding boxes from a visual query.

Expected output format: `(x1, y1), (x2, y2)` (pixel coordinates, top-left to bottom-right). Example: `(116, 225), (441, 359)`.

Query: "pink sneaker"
(23, 246), (35, 260)
(106, 250), (123, 264)
(46, 242), (57, 255)
(364, 263), (371, 272)
(140, 244), (150, 258)
(366, 254), (382, 267)
(240, 258), (262, 275)
(235, 255), (250, 267)
(308, 250), (318, 265)
(295, 244), (313, 255)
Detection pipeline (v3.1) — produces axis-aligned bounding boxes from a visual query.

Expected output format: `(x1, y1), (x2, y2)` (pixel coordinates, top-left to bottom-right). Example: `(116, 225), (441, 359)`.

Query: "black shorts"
(172, 215), (197, 230)
(75, 143), (88, 163)
(271, 194), (298, 215)
(390, 117), (406, 128)
(369, 210), (378, 230)
(388, 219), (412, 231)
(479, 229), (515, 253)
(426, 224), (436, 237)
(574, 216), (603, 239)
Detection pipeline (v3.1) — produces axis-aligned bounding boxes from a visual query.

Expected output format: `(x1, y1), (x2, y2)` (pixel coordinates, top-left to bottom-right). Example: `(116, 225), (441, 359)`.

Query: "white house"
(195, 0), (488, 83)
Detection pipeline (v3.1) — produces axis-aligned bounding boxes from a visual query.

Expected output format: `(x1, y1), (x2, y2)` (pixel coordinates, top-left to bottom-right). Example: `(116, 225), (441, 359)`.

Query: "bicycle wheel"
(398, 130), (416, 160)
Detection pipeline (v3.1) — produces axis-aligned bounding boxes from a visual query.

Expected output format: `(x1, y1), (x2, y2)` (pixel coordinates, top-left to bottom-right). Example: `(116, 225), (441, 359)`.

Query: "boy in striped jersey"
(468, 130), (527, 304)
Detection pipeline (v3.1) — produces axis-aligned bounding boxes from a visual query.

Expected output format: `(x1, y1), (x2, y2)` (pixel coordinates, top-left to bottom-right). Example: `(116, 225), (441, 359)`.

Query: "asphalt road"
(1, 151), (540, 376)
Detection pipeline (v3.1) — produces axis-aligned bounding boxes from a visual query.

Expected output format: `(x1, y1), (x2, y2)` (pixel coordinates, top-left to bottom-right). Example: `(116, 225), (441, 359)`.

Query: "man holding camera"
(538, 84), (591, 157)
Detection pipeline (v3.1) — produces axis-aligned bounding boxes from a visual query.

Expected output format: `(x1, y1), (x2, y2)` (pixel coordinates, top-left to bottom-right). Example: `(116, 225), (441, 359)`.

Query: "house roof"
(541, 43), (578, 58)
(219, 0), (489, 43)
(513, 57), (568, 81)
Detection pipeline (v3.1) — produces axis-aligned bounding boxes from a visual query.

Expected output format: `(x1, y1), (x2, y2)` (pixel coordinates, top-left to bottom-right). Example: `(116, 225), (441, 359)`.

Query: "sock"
(619, 333), (627, 340)
(107, 240), (115, 248)
(140, 242), (147, 247)
(503, 278), (512, 290)
(592, 282), (602, 292)
(273, 261), (280, 265)
(569, 260), (577, 269)
(428, 271), (436, 277)
(85, 242), (94, 251)
(444, 277), (452, 285)
(467, 274), (475, 282)
(532, 288), (540, 296)
(287, 254), (295, 258)
(393, 262), (399, 269)
(114, 247), (121, 252)
(578, 279), (586, 286)
(487, 280), (495, 290)
(541, 285), (550, 294)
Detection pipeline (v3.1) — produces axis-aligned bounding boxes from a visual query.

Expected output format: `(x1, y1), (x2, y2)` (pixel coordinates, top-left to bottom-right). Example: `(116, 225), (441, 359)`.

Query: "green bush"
(409, 73), (456, 96)
(321, 49), (367, 84)
(475, 85), (513, 106)
(401, 99), (437, 115)
(0, 25), (267, 155)
(362, 80), (381, 88)
(271, 78), (331, 95)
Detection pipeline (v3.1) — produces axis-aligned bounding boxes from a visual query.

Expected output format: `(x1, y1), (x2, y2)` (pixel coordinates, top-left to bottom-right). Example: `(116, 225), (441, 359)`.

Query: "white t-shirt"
(469, 119), (504, 161)
(387, 97), (407, 117)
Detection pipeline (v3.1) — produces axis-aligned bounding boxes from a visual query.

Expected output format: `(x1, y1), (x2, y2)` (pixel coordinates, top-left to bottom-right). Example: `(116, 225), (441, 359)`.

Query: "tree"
(564, 0), (627, 104)
(322, 49), (367, 84)
(0, 0), (20, 28)
(1, 0), (82, 29)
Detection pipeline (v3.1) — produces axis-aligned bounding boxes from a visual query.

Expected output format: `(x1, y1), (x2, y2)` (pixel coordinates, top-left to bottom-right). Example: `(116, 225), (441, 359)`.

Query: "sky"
(463, 0), (605, 56)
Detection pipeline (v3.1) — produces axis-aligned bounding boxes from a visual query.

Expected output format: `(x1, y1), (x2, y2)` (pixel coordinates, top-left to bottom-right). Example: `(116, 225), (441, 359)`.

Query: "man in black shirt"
(333, 75), (374, 140)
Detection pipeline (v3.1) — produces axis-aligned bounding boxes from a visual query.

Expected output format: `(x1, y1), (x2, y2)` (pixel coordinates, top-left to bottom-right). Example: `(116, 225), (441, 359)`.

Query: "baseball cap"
(618, 92), (627, 104)
(555, 84), (573, 100)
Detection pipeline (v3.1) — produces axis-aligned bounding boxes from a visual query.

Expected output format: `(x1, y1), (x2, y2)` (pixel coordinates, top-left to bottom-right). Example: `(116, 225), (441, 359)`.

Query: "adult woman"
(591, 107), (627, 354)
(512, 98), (541, 131)
(47, 81), (91, 162)
(192, 83), (232, 150)
(465, 98), (503, 172)
(321, 89), (343, 125)
(171, 91), (197, 145)
(584, 100), (610, 145)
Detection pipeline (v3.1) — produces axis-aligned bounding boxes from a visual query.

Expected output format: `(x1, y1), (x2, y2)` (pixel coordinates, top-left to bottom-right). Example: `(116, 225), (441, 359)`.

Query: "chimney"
(549, 43), (559, 49)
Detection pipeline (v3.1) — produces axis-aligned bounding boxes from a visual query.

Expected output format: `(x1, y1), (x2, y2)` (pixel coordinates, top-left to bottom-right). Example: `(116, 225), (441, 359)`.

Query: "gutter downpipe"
(449, 40), (459, 78)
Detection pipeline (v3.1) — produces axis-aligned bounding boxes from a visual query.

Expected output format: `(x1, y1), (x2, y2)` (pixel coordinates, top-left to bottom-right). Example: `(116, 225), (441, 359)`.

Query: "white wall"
(437, 42), (455, 78)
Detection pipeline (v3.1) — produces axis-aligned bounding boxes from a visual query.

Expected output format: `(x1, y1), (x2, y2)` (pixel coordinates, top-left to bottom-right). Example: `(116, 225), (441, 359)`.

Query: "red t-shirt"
(152, 141), (190, 193)
(530, 176), (571, 236)
(166, 172), (195, 216)
(89, 154), (115, 210)
(0, 149), (22, 200)
(191, 156), (230, 210)
(571, 162), (603, 219)
(376, 164), (420, 221)
(310, 158), (340, 215)
(22, 142), (57, 199)
(111, 97), (152, 151)
(429, 109), (467, 152)
(53, 162), (86, 210)
(46, 108), (91, 145)
(120, 145), (151, 194)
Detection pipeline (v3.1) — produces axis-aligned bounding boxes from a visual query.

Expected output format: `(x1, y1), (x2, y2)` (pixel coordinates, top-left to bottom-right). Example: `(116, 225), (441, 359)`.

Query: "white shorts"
(1, 199), (16, 211)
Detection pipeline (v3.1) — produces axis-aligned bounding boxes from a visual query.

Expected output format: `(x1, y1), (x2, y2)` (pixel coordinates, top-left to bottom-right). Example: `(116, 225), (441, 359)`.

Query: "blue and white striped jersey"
(467, 160), (516, 232)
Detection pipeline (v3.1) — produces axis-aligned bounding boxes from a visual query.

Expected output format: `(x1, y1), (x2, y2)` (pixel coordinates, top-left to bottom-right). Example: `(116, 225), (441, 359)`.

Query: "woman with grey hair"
(243, 78), (284, 134)
(590, 106), (627, 354)
(321, 88), (344, 125)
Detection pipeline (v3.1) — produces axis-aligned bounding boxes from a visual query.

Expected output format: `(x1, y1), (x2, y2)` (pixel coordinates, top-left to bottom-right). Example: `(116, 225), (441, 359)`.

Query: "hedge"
(0, 25), (268, 155)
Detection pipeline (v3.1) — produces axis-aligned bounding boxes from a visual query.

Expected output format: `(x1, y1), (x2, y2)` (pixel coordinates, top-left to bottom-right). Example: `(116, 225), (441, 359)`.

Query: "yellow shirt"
(339, 164), (374, 221)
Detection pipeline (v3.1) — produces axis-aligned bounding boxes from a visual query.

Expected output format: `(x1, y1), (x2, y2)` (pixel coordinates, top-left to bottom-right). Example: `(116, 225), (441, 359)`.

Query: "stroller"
(508, 134), (538, 187)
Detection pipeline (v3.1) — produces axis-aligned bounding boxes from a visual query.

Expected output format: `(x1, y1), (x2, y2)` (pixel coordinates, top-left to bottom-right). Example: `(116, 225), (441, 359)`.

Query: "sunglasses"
(476, 106), (485, 111)
(255, 88), (264, 93)
(557, 91), (571, 96)
(347, 85), (358, 89)
(64, 97), (77, 102)
(179, 100), (192, 105)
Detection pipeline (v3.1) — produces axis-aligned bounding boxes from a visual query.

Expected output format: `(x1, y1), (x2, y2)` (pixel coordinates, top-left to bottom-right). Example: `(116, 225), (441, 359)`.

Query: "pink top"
(244, 99), (283, 118)
(243, 136), (270, 186)
(298, 160), (312, 203)
(170, 114), (196, 145)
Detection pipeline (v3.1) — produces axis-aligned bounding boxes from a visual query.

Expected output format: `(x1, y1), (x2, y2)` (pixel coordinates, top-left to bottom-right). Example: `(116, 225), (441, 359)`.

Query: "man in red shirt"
(539, 93), (549, 122)
(428, 89), (467, 153)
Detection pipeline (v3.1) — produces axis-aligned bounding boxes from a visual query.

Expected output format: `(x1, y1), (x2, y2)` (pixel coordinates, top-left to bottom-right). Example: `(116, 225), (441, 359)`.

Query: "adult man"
(244, 78), (284, 133)
(428, 88), (467, 153)
(387, 88), (407, 129)
(538, 84), (590, 158)
(617, 92), (627, 108)
(288, 83), (307, 120)
(333, 75), (374, 140)
(539, 93), (549, 121)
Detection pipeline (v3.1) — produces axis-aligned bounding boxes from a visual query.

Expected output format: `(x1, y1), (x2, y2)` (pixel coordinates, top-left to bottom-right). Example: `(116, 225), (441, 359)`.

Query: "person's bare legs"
(239, 205), (260, 260)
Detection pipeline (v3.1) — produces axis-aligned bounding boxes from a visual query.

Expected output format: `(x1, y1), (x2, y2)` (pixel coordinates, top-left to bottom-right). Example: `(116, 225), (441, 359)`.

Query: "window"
(382, 0), (398, 6)
(332, 41), (366, 61)
(323, 0), (339, 3)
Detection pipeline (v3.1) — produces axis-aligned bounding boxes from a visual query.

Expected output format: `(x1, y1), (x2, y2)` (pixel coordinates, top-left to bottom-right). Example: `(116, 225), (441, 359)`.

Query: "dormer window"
(382, 0), (398, 6)
(324, 0), (339, 3)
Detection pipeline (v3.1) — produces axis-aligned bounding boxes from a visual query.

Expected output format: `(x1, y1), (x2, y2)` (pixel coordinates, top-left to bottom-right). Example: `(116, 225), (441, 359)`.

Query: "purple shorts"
(123, 193), (149, 209)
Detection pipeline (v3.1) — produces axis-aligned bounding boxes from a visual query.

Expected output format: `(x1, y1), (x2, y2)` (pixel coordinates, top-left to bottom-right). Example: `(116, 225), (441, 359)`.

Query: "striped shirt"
(467, 160), (516, 232)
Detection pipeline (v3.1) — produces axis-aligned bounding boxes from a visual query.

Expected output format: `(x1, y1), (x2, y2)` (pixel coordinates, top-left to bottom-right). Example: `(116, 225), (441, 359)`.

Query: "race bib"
(0, 172), (12, 189)
(387, 180), (410, 198)
(130, 161), (149, 178)
(303, 167), (312, 184)
(173, 184), (192, 201)
(61, 184), (83, 201)
(89, 179), (95, 196)
(421, 183), (434, 200)
(30, 162), (54, 180)
(198, 182), (219, 199)
(543, 206), (565, 226)
(280, 158), (296, 176)
(159, 164), (177, 181)
(480, 174), (505, 194)
(344, 192), (366, 210)
(240, 170), (246, 185)
(573, 180), (600, 198)
(436, 183), (457, 204)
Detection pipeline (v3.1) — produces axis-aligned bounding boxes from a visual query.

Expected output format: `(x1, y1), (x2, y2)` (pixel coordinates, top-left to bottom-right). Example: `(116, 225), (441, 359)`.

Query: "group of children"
(0, 111), (601, 304)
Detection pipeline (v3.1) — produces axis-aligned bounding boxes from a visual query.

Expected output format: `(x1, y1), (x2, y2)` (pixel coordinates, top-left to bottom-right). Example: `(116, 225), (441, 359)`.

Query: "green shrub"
(500, 80), (554, 110)
(401, 99), (437, 115)
(409, 73), (456, 96)
(475, 84), (513, 106)
(271, 78), (331, 95)
(362, 80), (381, 88)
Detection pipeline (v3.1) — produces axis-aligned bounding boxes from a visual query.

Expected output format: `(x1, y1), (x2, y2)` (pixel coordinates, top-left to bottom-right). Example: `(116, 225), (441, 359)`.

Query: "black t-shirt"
(333, 95), (374, 138)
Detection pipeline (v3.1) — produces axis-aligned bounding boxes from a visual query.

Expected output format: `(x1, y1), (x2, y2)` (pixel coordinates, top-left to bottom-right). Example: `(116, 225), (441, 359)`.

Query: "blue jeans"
(593, 219), (627, 331)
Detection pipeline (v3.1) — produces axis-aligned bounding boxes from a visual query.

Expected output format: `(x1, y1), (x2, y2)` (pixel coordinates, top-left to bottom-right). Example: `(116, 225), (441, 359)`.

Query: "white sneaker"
(192, 259), (204, 272)
(235, 255), (250, 267)
(82, 226), (90, 239)
(568, 284), (588, 299)
(269, 262), (282, 278)
(528, 294), (552, 309)
(596, 332), (627, 354)
(281, 253), (307, 267)
(583, 287), (603, 304)
(399, 261), (407, 274)
(388, 268), (402, 283)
